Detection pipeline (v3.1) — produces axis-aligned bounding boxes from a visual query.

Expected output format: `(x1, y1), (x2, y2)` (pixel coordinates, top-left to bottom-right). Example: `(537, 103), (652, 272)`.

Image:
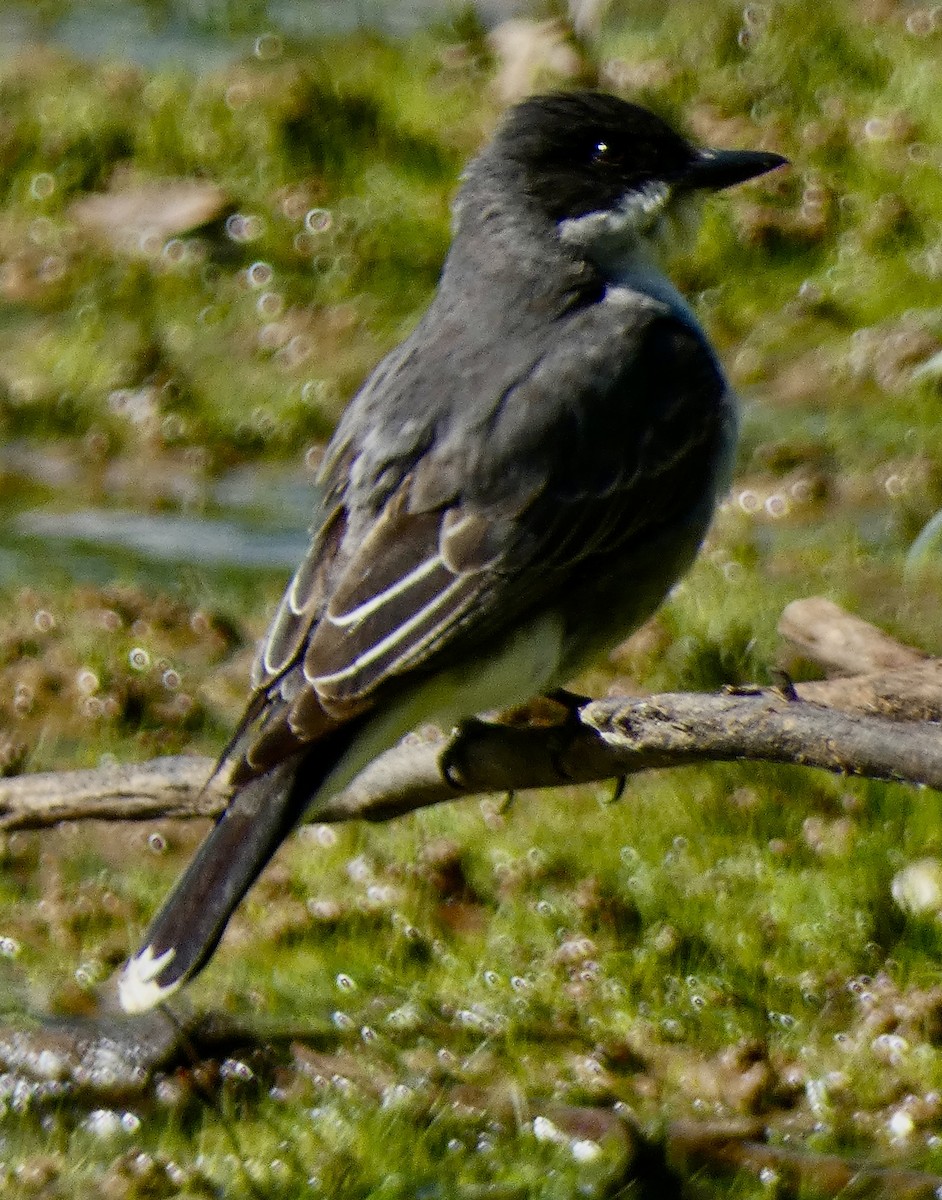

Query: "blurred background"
(2, 2), (942, 1196)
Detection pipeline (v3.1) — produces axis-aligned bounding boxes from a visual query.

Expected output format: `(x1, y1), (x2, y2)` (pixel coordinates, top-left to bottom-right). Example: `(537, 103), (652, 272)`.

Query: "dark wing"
(231, 292), (728, 781)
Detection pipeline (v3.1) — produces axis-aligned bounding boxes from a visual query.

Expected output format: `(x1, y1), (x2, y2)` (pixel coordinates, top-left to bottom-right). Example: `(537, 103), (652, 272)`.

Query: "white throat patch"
(557, 181), (672, 260)
(558, 182), (706, 337)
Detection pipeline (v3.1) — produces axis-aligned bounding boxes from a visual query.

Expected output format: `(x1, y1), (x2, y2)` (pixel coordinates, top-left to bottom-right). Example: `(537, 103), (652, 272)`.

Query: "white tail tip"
(118, 944), (179, 1014)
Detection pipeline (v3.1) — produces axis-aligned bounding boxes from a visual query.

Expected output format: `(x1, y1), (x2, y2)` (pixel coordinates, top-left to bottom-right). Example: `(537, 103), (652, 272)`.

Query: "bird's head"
(490, 90), (786, 265)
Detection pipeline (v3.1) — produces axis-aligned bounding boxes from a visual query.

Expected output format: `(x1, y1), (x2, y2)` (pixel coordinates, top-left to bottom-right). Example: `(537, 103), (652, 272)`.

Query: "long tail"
(117, 706), (370, 1014)
(118, 756), (310, 1013)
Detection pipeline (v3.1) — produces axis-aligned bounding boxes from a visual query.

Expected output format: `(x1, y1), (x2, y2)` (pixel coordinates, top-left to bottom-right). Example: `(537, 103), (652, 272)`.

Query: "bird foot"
(768, 668), (800, 701)
(439, 716), (492, 789)
(544, 687), (593, 721)
(439, 690), (594, 791)
(722, 672), (799, 702)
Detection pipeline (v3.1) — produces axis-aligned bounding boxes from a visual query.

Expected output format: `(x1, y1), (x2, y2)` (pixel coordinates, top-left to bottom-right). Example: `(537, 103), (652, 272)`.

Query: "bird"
(118, 90), (786, 1013)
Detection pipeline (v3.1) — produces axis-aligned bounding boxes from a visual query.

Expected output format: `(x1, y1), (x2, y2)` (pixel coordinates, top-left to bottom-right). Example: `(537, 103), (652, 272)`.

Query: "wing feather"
(313, 574), (479, 701)
(258, 503), (346, 683)
(230, 298), (730, 783)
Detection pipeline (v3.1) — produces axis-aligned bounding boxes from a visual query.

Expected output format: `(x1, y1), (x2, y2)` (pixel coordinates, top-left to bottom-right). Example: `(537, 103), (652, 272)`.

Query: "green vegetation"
(2, 0), (942, 1194)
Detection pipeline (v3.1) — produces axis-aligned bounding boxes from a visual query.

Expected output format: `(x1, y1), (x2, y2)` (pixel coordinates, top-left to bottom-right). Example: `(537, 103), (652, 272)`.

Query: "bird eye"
(593, 140), (609, 162)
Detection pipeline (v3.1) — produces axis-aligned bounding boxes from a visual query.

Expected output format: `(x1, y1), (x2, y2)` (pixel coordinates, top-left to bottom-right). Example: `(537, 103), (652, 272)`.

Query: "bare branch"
(0, 756), (225, 830)
(333, 688), (942, 825)
(2, 676), (942, 831)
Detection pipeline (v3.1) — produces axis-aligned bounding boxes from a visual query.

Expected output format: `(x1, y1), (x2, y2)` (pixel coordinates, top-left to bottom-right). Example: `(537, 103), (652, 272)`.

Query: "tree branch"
(2, 675), (942, 832)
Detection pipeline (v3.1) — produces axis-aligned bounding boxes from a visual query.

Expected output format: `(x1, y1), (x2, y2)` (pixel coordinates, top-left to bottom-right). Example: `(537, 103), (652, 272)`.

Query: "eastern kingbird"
(119, 91), (786, 1012)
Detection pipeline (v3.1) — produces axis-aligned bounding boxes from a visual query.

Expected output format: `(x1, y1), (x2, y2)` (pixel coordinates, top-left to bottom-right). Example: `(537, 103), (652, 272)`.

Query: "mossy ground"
(2, 0), (942, 1195)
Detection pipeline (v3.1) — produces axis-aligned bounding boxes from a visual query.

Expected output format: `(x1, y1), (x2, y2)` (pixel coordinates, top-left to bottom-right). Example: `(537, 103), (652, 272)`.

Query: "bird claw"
(768, 668), (800, 702)
(439, 690), (595, 792)
(722, 673), (800, 702)
(608, 775), (628, 804)
(545, 687), (593, 722)
(439, 716), (490, 789)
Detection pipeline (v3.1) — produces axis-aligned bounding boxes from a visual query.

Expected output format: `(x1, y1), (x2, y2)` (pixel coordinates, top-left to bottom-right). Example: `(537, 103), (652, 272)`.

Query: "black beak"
(683, 147), (788, 191)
